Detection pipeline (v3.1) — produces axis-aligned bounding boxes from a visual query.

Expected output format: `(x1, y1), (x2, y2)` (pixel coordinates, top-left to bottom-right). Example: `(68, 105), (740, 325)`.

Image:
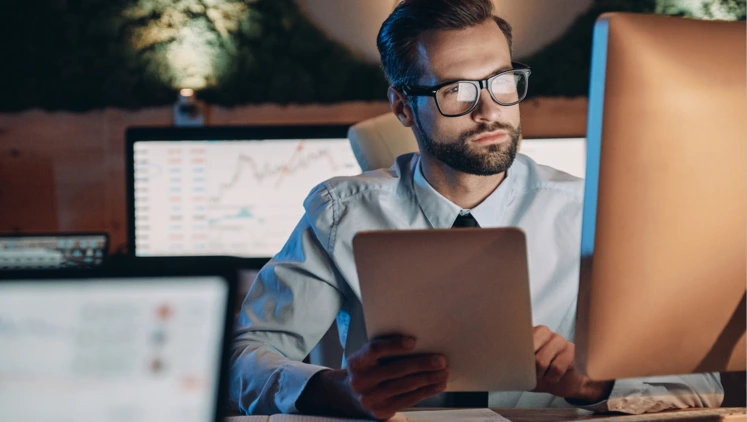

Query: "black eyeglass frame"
(400, 62), (532, 117)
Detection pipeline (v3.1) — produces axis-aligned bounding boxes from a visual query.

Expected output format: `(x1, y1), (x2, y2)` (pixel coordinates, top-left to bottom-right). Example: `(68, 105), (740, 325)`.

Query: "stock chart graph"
(133, 139), (360, 257)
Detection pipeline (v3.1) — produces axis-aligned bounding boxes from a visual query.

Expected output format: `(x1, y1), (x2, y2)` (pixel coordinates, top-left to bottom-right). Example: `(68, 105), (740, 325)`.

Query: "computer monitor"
(0, 233), (109, 270)
(0, 263), (236, 422)
(127, 125), (361, 258)
(575, 13), (746, 380)
(520, 137), (585, 179)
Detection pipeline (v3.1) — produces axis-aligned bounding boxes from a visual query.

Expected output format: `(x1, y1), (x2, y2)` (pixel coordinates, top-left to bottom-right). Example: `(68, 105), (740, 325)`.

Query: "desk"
(225, 408), (746, 422)
(485, 408), (745, 421)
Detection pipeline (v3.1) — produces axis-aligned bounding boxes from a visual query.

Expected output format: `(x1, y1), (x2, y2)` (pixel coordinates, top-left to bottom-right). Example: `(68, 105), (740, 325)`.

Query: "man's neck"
(420, 153), (506, 210)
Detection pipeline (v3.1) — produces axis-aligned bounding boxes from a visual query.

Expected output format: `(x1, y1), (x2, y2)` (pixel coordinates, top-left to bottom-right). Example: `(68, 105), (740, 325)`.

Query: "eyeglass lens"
(435, 71), (527, 116)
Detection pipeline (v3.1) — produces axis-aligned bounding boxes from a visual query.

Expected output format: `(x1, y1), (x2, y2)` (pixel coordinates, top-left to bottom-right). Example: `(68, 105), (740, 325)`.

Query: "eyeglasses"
(401, 62), (531, 117)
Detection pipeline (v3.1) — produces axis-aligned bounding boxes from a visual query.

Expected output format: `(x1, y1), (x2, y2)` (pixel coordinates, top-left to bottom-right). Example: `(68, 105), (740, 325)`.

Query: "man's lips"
(471, 131), (508, 145)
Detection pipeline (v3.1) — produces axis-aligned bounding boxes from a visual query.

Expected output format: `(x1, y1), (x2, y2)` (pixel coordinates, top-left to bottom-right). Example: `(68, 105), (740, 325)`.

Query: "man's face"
(409, 19), (521, 176)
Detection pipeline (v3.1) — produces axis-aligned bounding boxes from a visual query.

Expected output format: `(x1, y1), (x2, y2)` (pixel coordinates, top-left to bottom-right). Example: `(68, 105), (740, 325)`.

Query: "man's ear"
(387, 86), (416, 128)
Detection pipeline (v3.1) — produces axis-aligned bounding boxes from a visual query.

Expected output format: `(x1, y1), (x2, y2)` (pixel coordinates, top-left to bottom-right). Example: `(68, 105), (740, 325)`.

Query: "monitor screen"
(0, 276), (229, 422)
(0, 234), (108, 270)
(132, 138), (360, 258)
(520, 137), (586, 179)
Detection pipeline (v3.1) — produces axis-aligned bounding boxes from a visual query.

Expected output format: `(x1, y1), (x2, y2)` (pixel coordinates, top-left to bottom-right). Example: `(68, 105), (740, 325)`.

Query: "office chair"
(348, 113), (419, 172)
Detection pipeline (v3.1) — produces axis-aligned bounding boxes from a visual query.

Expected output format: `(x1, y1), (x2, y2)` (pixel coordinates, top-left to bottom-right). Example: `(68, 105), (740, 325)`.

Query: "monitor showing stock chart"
(128, 126), (586, 259)
(131, 136), (361, 258)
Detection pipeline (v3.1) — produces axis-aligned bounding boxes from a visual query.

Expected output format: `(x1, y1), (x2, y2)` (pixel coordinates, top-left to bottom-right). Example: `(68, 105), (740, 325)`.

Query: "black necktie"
(449, 212), (488, 408)
(451, 213), (480, 228)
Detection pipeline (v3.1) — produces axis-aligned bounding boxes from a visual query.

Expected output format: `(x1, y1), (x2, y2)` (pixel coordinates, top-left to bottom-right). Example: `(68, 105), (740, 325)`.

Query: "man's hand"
(531, 325), (614, 404)
(296, 335), (449, 420)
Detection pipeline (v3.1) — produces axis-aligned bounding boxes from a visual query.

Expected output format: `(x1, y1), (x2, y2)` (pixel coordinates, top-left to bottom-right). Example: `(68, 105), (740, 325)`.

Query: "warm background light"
(123, 0), (250, 90)
(294, 0), (595, 63)
(293, 0), (745, 65)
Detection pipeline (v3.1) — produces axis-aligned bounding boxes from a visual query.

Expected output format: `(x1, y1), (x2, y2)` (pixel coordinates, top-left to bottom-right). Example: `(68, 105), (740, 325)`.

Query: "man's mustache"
(461, 122), (518, 143)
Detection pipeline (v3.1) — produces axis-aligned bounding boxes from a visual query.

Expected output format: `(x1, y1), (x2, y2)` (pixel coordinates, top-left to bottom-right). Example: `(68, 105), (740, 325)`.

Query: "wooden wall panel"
(0, 154), (58, 232)
(0, 109), (108, 154)
(520, 97), (589, 138)
(208, 102), (393, 125)
(54, 152), (109, 233)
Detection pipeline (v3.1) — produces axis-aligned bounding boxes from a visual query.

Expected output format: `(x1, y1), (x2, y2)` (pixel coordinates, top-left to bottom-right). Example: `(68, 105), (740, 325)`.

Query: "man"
(230, 0), (723, 418)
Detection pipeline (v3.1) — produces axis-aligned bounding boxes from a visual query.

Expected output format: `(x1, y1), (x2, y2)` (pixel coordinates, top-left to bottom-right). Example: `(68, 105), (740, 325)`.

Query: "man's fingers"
(535, 332), (568, 378)
(349, 353), (447, 395)
(370, 368), (449, 398)
(532, 325), (554, 353)
(370, 381), (448, 419)
(356, 354), (447, 392)
(543, 345), (574, 384)
(348, 336), (416, 372)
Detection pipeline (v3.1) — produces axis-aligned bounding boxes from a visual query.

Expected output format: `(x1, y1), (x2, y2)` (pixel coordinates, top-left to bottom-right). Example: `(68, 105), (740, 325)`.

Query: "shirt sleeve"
(229, 183), (347, 415)
(569, 373), (724, 414)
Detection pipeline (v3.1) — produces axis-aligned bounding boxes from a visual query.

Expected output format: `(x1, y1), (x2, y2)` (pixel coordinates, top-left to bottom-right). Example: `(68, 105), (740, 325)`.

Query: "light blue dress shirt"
(230, 152), (723, 415)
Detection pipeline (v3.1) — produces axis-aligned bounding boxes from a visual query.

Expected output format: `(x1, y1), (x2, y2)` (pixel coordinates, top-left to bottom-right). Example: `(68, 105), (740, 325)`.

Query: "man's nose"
(471, 88), (503, 123)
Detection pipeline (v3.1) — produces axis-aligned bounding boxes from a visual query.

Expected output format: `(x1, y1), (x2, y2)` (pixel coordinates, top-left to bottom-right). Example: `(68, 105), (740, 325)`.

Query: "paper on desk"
(226, 409), (510, 422)
(225, 416), (269, 422)
(227, 413), (406, 422)
(401, 408), (510, 422)
(268, 416), (397, 422)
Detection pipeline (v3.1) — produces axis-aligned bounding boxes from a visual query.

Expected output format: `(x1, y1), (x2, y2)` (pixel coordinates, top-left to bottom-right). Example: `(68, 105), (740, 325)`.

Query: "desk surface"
(225, 408), (746, 422)
(487, 407), (745, 421)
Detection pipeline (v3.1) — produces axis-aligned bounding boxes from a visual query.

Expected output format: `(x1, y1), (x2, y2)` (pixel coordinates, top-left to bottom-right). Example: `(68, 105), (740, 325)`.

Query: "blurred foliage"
(197, 0), (390, 106)
(523, 0), (745, 98)
(655, 0), (745, 19)
(121, 0), (253, 90)
(0, 0), (388, 112)
(0, 0), (743, 112)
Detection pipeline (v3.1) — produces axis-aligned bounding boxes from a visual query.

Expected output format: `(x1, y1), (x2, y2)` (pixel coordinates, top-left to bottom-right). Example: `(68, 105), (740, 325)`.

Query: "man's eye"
(494, 75), (513, 85)
(440, 85), (460, 98)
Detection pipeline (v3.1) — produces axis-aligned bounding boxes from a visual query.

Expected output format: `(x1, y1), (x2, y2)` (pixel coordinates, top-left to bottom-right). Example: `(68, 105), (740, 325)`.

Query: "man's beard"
(415, 115), (521, 176)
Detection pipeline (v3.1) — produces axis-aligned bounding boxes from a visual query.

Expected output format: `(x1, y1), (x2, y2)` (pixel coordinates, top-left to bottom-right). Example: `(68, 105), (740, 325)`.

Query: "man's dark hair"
(377, 0), (513, 88)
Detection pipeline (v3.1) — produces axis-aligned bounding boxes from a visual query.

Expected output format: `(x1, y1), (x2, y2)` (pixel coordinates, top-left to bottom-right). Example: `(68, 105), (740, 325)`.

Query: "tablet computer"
(353, 227), (536, 392)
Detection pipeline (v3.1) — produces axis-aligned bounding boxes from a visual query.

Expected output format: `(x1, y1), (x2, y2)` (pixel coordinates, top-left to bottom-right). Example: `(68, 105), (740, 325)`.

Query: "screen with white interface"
(0, 276), (228, 422)
(520, 137), (586, 179)
(132, 139), (361, 257)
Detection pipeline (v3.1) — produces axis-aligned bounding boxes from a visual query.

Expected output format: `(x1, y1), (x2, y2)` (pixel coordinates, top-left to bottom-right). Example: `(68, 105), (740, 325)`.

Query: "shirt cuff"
(276, 361), (329, 414)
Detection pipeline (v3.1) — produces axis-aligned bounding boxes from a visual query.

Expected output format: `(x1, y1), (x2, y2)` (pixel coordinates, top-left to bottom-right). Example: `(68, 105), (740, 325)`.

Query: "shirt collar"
(413, 156), (515, 228)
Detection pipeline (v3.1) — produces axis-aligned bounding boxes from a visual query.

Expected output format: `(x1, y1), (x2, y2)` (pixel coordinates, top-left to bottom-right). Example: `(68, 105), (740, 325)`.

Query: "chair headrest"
(348, 113), (419, 172)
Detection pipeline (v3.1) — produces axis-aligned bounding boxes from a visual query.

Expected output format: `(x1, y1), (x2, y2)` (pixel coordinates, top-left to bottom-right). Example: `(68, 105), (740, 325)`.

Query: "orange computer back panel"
(576, 13), (746, 380)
